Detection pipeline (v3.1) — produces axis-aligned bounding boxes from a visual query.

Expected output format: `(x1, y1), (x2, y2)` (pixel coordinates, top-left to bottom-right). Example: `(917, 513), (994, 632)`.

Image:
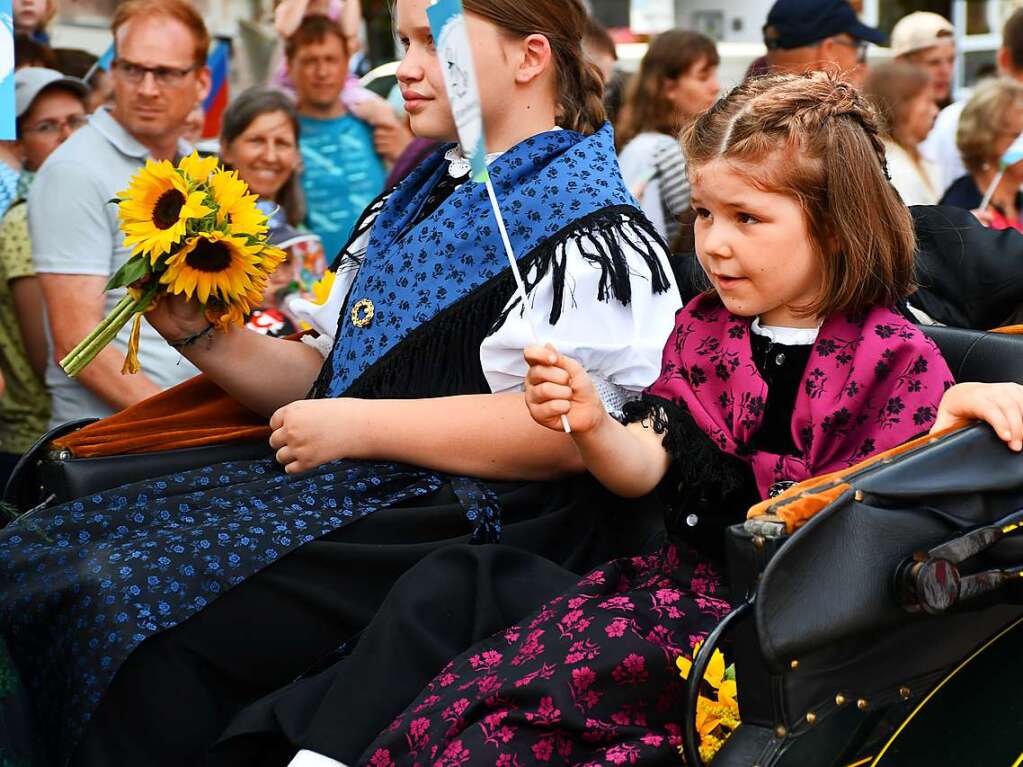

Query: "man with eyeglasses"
(27, 0), (211, 428)
(760, 0), (886, 88)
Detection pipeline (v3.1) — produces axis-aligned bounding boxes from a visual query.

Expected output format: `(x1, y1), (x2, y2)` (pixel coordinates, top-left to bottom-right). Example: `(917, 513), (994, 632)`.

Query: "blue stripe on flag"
(202, 40), (229, 112)
(1001, 133), (1023, 170)
(97, 42), (115, 71)
(0, 0), (14, 140)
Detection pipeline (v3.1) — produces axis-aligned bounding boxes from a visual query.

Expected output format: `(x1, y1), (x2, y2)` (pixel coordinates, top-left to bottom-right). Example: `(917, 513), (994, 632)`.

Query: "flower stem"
(60, 292), (154, 377)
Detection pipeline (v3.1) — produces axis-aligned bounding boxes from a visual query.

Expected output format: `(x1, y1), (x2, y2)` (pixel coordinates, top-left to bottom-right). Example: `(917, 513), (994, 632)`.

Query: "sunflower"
(310, 270), (336, 305)
(178, 151), (220, 185)
(159, 232), (268, 305)
(677, 646), (740, 763)
(209, 168), (268, 238)
(119, 160), (213, 261)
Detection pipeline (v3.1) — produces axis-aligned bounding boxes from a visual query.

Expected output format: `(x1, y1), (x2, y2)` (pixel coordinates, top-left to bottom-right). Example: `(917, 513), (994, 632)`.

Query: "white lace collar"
(750, 317), (820, 346)
(444, 127), (563, 179)
(444, 145), (504, 179)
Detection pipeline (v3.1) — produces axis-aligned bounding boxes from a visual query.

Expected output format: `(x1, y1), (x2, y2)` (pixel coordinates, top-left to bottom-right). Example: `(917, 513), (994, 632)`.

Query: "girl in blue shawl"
(0, 1), (681, 764)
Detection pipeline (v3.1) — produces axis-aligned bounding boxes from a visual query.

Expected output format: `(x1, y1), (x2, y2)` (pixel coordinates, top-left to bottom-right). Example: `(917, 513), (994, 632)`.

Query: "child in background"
(12, 0), (55, 44)
(270, 0), (397, 128)
(359, 71), (1023, 766)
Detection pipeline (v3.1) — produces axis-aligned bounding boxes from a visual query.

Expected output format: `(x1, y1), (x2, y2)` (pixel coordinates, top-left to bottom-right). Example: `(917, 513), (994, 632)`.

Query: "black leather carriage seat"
(921, 325), (1023, 385)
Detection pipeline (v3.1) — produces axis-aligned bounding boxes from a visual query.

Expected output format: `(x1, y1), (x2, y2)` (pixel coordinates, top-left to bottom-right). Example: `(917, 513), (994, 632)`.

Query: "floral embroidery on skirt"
(361, 543), (731, 766)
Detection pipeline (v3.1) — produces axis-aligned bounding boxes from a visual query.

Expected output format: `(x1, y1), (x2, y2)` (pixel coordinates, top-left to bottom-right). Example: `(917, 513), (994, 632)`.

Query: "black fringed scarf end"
(491, 204), (672, 332)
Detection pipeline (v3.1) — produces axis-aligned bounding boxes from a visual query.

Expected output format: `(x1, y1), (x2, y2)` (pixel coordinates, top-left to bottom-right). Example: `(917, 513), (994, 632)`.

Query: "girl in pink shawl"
(358, 72), (1023, 767)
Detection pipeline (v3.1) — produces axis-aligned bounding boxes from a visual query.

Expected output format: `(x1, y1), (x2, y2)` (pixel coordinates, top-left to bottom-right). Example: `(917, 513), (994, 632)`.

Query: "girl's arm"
(145, 293), (324, 417)
(270, 393), (586, 480)
(522, 344), (671, 495)
(932, 382), (1023, 450)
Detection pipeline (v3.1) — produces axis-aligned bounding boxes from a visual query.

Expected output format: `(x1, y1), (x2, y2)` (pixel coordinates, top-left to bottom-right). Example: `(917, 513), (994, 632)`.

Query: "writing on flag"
(427, 0), (488, 182)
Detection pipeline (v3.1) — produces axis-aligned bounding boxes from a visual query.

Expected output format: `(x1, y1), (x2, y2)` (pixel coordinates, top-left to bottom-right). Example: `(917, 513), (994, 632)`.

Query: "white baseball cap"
(891, 12), (954, 58)
(15, 67), (89, 119)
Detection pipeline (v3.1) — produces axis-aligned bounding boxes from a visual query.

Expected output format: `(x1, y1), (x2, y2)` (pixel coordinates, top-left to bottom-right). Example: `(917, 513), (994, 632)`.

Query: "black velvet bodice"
(622, 334), (813, 563)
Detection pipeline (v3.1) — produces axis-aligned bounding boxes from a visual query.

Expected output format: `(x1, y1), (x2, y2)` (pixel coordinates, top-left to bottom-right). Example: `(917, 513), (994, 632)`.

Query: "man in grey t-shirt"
(30, 1), (211, 427)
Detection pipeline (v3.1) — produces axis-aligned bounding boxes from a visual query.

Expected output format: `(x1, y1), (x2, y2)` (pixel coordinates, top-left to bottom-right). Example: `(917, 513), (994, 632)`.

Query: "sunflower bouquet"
(677, 646), (741, 763)
(60, 152), (286, 377)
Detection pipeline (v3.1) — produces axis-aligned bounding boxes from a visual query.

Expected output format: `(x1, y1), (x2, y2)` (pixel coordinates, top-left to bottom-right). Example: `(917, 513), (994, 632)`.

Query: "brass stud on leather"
(790, 659), (799, 670)
(854, 490), (864, 502)
(835, 694), (846, 706)
(805, 712), (817, 725)
(857, 698), (869, 711)
(774, 725), (788, 738)
(899, 686), (911, 700)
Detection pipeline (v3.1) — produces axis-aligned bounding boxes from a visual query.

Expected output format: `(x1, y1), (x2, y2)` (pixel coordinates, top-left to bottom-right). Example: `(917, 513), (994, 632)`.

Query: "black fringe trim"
(491, 205), (672, 331)
(311, 205), (672, 400)
(620, 394), (751, 504)
(329, 191), (391, 272)
(331, 269), (516, 400)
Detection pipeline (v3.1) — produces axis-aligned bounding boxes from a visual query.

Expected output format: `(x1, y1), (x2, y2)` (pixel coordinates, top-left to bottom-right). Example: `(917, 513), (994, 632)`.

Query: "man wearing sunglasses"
(760, 0), (885, 88)
(27, 0), (211, 428)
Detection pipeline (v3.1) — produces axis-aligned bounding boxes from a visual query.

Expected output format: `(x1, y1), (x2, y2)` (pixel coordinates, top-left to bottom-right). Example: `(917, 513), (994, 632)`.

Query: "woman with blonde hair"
(865, 60), (940, 205)
(940, 77), (1023, 230)
(617, 29), (720, 242)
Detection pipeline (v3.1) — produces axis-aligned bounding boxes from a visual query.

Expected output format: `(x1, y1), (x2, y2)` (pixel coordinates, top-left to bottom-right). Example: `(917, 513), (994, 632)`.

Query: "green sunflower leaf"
(106, 255), (152, 290)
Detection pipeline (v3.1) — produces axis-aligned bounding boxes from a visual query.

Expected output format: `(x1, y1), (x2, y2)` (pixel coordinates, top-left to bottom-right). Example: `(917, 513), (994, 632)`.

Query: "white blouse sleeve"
(287, 233), (367, 357)
(481, 217), (681, 409)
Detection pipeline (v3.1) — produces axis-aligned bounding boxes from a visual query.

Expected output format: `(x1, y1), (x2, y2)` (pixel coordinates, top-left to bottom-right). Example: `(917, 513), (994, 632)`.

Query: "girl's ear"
(515, 33), (553, 85)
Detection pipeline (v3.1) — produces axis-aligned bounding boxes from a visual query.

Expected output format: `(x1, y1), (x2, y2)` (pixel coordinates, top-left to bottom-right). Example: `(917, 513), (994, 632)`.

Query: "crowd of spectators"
(2, 0), (1023, 490)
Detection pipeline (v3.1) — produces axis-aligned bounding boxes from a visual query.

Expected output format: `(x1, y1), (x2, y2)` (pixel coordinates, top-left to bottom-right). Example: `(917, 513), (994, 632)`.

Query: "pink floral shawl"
(645, 294), (955, 498)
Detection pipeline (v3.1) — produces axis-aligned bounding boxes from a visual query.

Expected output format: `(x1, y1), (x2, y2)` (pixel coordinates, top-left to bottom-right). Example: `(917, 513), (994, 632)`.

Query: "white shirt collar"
(750, 317), (820, 346)
(444, 145), (504, 179)
(91, 106), (194, 161)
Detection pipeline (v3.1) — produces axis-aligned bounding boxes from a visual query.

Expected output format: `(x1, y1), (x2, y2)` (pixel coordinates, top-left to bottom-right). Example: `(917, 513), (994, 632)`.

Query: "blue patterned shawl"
(316, 123), (668, 398)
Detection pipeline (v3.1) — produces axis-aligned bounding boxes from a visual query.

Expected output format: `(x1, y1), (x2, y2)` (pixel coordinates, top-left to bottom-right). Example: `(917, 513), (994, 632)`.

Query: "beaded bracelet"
(169, 322), (216, 350)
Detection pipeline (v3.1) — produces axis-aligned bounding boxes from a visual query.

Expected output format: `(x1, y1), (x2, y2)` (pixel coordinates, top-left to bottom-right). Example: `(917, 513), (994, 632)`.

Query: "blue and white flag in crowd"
(426, 0), (488, 182)
(83, 41), (115, 85)
(0, 0), (15, 140)
(1000, 133), (1023, 169)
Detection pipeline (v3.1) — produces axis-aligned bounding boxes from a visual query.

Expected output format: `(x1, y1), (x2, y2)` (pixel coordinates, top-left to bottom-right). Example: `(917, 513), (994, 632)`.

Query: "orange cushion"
(51, 372), (271, 458)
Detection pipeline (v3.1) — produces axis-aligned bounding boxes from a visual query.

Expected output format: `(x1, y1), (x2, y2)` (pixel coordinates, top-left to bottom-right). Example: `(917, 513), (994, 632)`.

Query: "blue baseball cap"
(763, 0), (887, 50)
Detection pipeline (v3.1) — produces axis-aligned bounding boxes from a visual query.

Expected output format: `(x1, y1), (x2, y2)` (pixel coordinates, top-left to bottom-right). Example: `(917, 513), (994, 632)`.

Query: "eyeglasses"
(22, 114), (90, 136)
(112, 59), (197, 87)
(831, 36), (870, 64)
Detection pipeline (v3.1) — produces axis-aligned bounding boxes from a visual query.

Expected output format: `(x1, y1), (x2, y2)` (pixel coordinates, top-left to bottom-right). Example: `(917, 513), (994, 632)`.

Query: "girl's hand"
(270, 398), (355, 473)
(524, 344), (608, 434)
(144, 292), (209, 342)
(932, 382), (1023, 451)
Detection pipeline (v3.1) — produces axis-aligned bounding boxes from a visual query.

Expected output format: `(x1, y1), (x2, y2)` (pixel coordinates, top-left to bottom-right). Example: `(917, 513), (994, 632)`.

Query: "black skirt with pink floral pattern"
(359, 542), (732, 767)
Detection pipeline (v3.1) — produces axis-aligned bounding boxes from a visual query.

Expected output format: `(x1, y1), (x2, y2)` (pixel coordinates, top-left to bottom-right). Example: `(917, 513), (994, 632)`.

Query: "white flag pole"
(484, 176), (572, 433)
(979, 168), (1004, 213)
(428, 0), (570, 433)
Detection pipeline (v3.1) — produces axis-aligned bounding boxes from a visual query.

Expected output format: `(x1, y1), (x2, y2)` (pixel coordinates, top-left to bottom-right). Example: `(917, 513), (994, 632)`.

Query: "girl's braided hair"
(683, 71), (915, 318)
(463, 0), (606, 135)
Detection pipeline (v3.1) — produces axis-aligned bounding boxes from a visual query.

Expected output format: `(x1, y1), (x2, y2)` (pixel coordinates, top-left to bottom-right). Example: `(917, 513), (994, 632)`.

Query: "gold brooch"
(351, 298), (375, 328)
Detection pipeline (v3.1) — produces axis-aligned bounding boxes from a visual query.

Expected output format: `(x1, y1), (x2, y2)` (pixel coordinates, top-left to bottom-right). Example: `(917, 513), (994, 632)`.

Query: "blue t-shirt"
(298, 113), (386, 261)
